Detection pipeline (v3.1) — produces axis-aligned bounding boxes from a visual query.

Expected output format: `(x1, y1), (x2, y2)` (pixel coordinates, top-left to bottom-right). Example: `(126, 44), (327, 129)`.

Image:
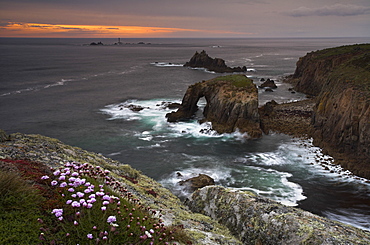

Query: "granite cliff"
(286, 43), (370, 178)
(184, 50), (247, 73)
(166, 75), (262, 138)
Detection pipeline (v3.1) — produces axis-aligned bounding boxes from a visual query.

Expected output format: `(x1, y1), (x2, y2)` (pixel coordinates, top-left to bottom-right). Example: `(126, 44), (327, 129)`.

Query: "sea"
(1, 37), (370, 231)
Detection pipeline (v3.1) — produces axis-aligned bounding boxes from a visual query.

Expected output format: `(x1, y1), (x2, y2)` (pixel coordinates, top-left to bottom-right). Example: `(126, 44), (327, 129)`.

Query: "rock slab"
(186, 186), (370, 245)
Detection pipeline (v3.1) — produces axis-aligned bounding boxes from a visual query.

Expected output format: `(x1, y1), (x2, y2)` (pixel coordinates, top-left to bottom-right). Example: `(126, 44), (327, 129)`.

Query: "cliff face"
(186, 186), (370, 245)
(184, 50), (247, 73)
(166, 75), (262, 138)
(288, 44), (370, 178)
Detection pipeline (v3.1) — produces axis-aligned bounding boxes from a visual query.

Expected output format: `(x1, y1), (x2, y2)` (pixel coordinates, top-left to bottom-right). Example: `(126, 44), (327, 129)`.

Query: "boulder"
(184, 50), (247, 73)
(0, 129), (9, 142)
(179, 174), (215, 191)
(186, 186), (370, 245)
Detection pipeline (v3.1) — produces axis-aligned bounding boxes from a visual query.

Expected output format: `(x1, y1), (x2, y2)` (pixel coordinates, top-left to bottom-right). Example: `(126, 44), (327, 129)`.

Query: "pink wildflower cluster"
(40, 161), (179, 244)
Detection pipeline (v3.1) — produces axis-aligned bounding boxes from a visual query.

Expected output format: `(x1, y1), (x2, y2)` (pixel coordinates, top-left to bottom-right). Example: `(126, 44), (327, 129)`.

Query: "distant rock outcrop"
(286, 43), (370, 178)
(166, 75), (262, 138)
(259, 78), (277, 89)
(186, 186), (370, 245)
(184, 50), (247, 73)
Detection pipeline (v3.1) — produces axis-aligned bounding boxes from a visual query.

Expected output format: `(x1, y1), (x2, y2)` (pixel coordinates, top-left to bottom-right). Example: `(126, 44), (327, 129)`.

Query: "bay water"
(1, 37), (370, 230)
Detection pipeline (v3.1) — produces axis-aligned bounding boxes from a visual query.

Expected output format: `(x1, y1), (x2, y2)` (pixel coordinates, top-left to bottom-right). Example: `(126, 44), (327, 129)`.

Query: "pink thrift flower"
(41, 175), (49, 180)
(71, 201), (81, 208)
(76, 192), (84, 198)
(87, 234), (93, 239)
(102, 195), (110, 201)
(107, 216), (116, 224)
(53, 170), (61, 176)
(51, 180), (58, 186)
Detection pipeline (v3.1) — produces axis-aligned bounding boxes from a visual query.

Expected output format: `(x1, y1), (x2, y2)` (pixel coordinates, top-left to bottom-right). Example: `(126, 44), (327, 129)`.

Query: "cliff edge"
(286, 43), (370, 178)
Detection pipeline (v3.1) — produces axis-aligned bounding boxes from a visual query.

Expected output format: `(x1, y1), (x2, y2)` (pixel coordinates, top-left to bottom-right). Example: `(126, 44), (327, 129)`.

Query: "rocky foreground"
(1, 130), (370, 244)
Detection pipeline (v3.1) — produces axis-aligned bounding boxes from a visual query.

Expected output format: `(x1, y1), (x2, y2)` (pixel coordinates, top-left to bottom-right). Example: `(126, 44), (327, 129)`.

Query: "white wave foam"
(1, 79), (70, 97)
(151, 62), (183, 67)
(160, 163), (306, 206)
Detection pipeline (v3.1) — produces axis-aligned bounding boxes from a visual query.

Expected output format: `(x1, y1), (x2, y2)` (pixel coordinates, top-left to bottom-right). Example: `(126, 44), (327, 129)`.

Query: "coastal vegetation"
(0, 131), (241, 244)
(0, 159), (187, 244)
(212, 75), (254, 89)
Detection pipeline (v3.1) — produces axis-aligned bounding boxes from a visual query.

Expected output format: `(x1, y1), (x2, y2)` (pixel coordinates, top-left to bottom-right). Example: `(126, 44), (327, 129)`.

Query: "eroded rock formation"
(184, 50), (247, 73)
(286, 43), (370, 178)
(166, 75), (262, 138)
(186, 186), (370, 245)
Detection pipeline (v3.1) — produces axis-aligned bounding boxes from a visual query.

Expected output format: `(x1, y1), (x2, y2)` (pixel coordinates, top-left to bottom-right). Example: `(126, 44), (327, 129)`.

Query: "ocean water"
(1, 37), (370, 231)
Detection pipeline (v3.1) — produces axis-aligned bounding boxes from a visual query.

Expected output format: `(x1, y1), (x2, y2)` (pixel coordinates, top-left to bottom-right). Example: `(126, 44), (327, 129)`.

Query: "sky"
(0, 0), (369, 38)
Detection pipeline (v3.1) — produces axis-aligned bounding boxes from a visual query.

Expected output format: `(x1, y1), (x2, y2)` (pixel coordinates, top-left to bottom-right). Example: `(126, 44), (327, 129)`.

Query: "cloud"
(285, 4), (370, 17)
(0, 22), (251, 38)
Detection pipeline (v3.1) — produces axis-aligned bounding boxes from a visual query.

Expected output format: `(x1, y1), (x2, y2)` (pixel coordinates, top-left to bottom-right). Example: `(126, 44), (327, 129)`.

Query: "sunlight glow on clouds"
(0, 22), (251, 38)
(285, 4), (370, 17)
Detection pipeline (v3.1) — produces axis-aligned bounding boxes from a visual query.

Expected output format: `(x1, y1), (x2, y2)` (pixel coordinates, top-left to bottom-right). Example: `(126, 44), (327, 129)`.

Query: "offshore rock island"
(184, 50), (248, 73)
(166, 75), (262, 138)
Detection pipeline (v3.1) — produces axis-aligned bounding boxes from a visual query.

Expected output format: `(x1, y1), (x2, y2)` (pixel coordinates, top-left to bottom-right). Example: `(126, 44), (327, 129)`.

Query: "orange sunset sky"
(0, 0), (369, 38)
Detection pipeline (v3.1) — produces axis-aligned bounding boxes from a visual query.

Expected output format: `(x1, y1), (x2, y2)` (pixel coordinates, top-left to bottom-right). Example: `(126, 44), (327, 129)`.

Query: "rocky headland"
(0, 130), (241, 244)
(166, 75), (262, 138)
(184, 50), (247, 73)
(1, 130), (369, 244)
(284, 43), (370, 178)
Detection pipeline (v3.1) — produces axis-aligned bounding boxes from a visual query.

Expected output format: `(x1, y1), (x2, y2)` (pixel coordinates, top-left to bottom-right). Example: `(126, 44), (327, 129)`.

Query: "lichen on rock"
(186, 185), (370, 245)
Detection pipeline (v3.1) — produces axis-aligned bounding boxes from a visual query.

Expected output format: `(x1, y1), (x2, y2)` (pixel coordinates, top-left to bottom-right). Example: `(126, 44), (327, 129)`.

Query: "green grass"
(0, 160), (189, 244)
(313, 43), (370, 59)
(0, 171), (44, 244)
(212, 74), (254, 88)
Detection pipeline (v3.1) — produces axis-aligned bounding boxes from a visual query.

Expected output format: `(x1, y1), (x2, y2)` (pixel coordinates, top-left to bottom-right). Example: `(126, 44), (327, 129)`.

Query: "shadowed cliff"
(286, 43), (370, 178)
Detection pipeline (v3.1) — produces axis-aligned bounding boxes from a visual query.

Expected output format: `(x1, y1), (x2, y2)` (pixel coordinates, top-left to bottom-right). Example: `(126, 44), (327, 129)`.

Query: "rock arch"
(166, 75), (262, 138)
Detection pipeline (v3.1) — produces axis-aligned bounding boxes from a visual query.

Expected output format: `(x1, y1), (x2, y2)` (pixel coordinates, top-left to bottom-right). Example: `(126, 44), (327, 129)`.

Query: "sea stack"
(166, 74), (262, 138)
